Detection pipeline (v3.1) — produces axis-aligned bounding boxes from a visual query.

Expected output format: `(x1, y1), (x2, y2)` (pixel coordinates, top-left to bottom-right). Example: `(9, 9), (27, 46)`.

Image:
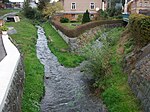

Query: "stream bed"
(36, 26), (106, 112)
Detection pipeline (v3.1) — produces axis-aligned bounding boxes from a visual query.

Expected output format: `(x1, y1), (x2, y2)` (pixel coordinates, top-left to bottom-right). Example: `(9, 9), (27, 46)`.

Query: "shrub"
(82, 10), (91, 24)
(51, 20), (122, 37)
(77, 14), (83, 22)
(60, 17), (69, 23)
(0, 25), (8, 31)
(81, 41), (111, 81)
(129, 14), (150, 46)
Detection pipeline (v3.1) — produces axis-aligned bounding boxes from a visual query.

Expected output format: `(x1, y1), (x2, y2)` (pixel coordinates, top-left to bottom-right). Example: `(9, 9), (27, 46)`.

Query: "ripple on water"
(36, 26), (106, 112)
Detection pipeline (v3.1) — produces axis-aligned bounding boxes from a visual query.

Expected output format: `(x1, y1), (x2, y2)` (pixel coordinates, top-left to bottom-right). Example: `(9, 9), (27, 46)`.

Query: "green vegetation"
(0, 25), (8, 31)
(60, 17), (69, 23)
(62, 22), (81, 29)
(82, 27), (141, 112)
(6, 16), (44, 112)
(0, 9), (19, 16)
(129, 14), (150, 46)
(42, 22), (84, 67)
(82, 10), (91, 24)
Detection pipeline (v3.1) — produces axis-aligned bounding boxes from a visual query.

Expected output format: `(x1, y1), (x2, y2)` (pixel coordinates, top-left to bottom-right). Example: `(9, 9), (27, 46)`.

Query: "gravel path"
(36, 26), (106, 112)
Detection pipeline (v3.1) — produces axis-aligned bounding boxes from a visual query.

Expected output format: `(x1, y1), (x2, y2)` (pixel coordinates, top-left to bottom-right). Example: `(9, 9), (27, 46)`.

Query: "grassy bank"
(82, 27), (141, 112)
(0, 9), (19, 16)
(6, 17), (44, 112)
(42, 22), (84, 67)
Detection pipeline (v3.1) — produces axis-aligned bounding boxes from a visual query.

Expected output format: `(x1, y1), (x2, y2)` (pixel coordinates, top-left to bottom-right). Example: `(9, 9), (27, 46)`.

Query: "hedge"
(129, 14), (150, 45)
(51, 19), (123, 38)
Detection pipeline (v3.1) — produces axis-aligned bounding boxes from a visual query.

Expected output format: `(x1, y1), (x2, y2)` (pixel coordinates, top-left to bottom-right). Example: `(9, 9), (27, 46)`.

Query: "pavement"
(0, 34), (6, 61)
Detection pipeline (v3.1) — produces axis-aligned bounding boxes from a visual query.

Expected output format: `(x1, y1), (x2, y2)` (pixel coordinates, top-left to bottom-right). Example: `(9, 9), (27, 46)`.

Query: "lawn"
(42, 22), (84, 67)
(0, 9), (19, 16)
(6, 17), (44, 112)
(62, 22), (81, 29)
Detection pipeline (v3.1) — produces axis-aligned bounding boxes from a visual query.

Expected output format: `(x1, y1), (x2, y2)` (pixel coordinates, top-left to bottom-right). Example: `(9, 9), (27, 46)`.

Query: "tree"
(42, 2), (63, 18)
(38, 0), (50, 11)
(2, 0), (9, 3)
(82, 10), (91, 24)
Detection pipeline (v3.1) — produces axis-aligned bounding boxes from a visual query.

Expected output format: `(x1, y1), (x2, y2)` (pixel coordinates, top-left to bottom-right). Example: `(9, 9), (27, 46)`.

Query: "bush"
(81, 41), (111, 81)
(77, 14), (83, 22)
(82, 10), (91, 24)
(0, 25), (8, 31)
(51, 20), (122, 37)
(129, 14), (150, 46)
(60, 17), (69, 23)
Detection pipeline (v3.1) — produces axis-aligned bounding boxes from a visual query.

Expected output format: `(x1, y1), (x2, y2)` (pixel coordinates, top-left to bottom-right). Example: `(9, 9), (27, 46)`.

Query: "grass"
(42, 22), (84, 67)
(6, 16), (44, 112)
(101, 28), (141, 112)
(82, 27), (141, 112)
(62, 22), (81, 29)
(0, 9), (20, 16)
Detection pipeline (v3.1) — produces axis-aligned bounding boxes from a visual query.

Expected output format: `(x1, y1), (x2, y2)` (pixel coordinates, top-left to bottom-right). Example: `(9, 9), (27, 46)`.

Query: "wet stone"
(36, 26), (106, 112)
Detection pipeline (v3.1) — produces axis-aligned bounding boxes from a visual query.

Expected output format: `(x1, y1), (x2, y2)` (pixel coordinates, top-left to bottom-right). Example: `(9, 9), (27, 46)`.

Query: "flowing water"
(36, 26), (106, 112)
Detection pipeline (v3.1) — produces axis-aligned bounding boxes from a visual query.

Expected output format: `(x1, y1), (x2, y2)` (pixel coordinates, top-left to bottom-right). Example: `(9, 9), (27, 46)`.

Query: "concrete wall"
(0, 35), (24, 112)
(124, 44), (150, 112)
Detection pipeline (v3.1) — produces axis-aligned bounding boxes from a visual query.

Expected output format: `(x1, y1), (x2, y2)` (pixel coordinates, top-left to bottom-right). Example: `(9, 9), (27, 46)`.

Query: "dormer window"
(71, 2), (76, 9)
(90, 2), (95, 10)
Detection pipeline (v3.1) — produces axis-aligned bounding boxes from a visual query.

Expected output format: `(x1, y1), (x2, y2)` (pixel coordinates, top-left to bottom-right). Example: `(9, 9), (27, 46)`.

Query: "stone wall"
(124, 44), (150, 112)
(52, 23), (122, 51)
(2, 58), (25, 112)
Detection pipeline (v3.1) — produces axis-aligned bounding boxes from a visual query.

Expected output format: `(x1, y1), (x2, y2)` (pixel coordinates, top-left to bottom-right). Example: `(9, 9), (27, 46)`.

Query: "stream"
(36, 26), (106, 112)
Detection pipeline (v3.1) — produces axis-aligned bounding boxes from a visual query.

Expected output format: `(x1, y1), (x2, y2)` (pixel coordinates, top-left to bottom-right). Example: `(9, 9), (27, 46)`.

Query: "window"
(71, 3), (76, 9)
(139, 2), (142, 7)
(144, 2), (148, 7)
(90, 3), (95, 10)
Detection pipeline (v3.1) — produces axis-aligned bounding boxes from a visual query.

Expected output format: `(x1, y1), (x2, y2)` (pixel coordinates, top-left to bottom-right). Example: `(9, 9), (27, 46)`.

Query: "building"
(60, 0), (107, 21)
(126, 0), (150, 15)
(130, 0), (150, 15)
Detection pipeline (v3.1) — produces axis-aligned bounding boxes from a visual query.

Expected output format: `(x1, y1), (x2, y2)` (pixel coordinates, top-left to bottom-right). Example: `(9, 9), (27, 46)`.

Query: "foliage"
(60, 17), (69, 23)
(99, 9), (108, 19)
(38, 0), (50, 11)
(6, 16), (44, 112)
(81, 27), (141, 112)
(51, 19), (122, 37)
(81, 42), (111, 81)
(43, 22), (84, 67)
(0, 25), (8, 31)
(42, 2), (63, 18)
(129, 14), (150, 46)
(82, 10), (91, 24)
(0, 9), (18, 15)
(77, 14), (83, 22)
(2, 0), (9, 3)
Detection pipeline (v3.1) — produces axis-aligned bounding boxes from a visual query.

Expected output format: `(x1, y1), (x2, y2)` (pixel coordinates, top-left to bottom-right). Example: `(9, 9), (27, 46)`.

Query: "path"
(0, 12), (19, 20)
(36, 26), (106, 112)
(0, 35), (6, 62)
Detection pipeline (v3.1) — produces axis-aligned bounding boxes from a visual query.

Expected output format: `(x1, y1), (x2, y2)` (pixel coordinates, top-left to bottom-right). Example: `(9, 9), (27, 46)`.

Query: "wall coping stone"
(0, 34), (20, 112)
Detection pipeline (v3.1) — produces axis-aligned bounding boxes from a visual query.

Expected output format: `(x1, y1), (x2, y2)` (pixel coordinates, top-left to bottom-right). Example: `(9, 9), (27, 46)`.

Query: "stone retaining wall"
(124, 44), (150, 112)
(2, 58), (24, 112)
(52, 23), (122, 51)
(0, 35), (25, 112)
